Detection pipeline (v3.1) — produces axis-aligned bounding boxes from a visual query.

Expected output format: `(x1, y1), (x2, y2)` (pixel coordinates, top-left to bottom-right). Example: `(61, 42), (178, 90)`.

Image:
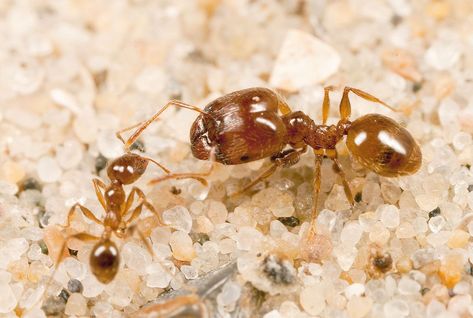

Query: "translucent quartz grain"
(377, 204), (400, 229)
(65, 293), (87, 316)
(207, 200), (228, 224)
(162, 206), (193, 233)
(252, 188), (295, 218)
(0, 284), (17, 313)
(340, 222), (363, 246)
(169, 231), (195, 261)
(300, 283), (326, 315)
(347, 296), (373, 318)
(383, 299), (409, 318)
(56, 140), (83, 169)
(37, 156), (62, 183)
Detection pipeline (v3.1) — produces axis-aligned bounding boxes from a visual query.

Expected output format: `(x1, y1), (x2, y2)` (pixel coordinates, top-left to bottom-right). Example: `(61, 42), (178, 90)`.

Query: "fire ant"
(119, 86), (421, 261)
(41, 124), (214, 299)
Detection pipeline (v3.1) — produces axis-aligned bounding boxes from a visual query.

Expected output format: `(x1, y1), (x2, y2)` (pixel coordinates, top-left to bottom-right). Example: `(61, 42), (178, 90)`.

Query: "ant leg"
(125, 224), (178, 282)
(143, 156), (171, 174)
(326, 149), (354, 206)
(232, 147), (307, 196)
(124, 186), (164, 225)
(275, 89), (292, 115)
(339, 86), (397, 120)
(92, 178), (107, 211)
(231, 164), (278, 196)
(147, 147), (217, 187)
(38, 233), (99, 308)
(116, 100), (208, 151)
(311, 151), (324, 220)
(322, 86), (335, 124)
(134, 295), (203, 317)
(64, 203), (103, 228)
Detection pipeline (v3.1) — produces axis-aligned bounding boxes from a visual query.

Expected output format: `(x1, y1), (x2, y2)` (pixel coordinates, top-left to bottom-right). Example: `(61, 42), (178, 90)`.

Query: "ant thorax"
(282, 111), (347, 150)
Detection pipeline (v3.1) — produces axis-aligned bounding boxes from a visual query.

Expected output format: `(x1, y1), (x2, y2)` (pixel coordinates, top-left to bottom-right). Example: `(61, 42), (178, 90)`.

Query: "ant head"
(90, 239), (120, 284)
(345, 114), (421, 177)
(190, 116), (213, 161)
(107, 153), (148, 185)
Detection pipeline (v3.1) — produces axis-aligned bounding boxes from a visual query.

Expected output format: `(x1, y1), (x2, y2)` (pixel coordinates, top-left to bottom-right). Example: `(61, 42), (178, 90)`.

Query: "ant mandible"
(119, 86), (422, 261)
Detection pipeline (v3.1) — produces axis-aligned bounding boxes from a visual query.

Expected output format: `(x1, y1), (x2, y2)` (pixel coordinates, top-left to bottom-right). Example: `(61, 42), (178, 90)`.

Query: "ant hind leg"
(64, 203), (103, 228)
(37, 233), (100, 311)
(326, 149), (354, 206)
(339, 86), (396, 120)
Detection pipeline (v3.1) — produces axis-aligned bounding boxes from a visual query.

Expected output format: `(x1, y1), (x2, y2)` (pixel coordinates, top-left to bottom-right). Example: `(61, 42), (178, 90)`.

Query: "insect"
(45, 129), (211, 290)
(192, 86), (421, 259)
(120, 86), (422, 261)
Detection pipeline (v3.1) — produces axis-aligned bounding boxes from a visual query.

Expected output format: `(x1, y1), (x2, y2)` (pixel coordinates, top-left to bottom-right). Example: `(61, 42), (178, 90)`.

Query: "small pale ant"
(120, 86), (421, 261)
(34, 127), (214, 313)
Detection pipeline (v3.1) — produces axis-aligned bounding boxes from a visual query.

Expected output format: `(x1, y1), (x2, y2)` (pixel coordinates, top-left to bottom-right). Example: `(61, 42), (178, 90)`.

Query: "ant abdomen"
(346, 114), (421, 177)
(90, 240), (120, 284)
(107, 153), (148, 185)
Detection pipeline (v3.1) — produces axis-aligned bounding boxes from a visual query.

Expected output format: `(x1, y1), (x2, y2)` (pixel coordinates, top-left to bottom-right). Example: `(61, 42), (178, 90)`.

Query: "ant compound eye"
(346, 114), (421, 177)
(90, 240), (120, 284)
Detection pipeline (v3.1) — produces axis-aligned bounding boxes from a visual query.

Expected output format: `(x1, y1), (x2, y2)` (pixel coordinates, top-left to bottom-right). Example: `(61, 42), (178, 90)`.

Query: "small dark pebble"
(372, 253), (393, 273)
(468, 184), (473, 192)
(391, 14), (403, 26)
(468, 262), (473, 276)
(19, 177), (43, 192)
(67, 279), (83, 293)
(262, 255), (295, 285)
(95, 154), (108, 173)
(130, 139), (146, 152)
(170, 186), (182, 195)
(420, 287), (430, 295)
(412, 82), (423, 93)
(278, 216), (300, 227)
(190, 233), (210, 245)
(42, 296), (67, 316)
(58, 289), (70, 302)
(37, 208), (50, 228)
(463, 163), (471, 170)
(68, 248), (78, 256)
(38, 240), (48, 255)
(354, 192), (362, 203)
(428, 207), (441, 219)
(93, 69), (108, 89)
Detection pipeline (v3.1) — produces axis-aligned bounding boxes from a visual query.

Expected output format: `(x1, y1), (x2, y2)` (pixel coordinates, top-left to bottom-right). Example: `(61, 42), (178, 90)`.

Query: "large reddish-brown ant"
(119, 86), (422, 261)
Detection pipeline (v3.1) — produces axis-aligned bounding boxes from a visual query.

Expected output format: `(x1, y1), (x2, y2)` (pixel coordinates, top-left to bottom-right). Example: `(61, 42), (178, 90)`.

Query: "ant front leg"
(116, 100), (208, 152)
(92, 178), (107, 210)
(64, 203), (103, 228)
(232, 147), (307, 196)
(148, 147), (218, 187)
